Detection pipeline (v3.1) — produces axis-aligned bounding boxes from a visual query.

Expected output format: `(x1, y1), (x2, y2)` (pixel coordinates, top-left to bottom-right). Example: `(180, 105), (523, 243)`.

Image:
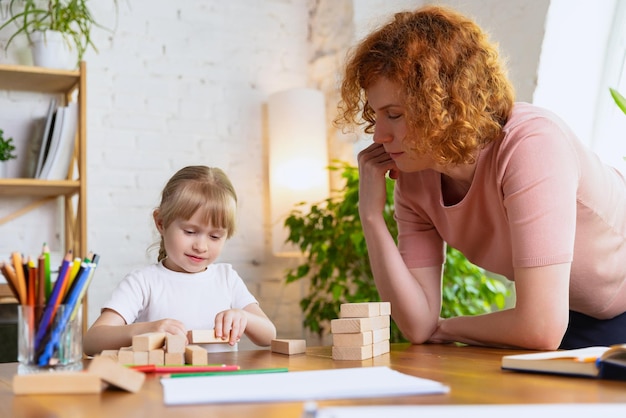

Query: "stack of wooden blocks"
(330, 302), (391, 360)
(100, 329), (227, 366)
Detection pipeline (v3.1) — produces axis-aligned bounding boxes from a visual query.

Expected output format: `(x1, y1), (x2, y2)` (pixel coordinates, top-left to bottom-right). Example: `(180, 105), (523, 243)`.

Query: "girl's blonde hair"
(154, 166), (237, 262)
(336, 5), (515, 165)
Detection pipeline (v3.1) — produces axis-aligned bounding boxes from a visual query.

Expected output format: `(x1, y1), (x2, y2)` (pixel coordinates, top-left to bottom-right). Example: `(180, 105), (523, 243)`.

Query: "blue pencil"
(34, 251), (73, 350)
(37, 262), (93, 366)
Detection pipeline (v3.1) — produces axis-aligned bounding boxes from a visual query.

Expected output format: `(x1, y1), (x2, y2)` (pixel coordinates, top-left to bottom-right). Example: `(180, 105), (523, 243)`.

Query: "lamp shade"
(267, 88), (329, 255)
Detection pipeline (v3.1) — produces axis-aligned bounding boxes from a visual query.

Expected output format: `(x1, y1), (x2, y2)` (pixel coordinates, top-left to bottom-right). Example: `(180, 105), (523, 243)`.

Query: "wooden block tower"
(330, 302), (391, 360)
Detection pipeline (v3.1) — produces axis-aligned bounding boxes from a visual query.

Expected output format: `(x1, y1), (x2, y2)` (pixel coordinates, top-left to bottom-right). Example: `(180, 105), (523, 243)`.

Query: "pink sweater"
(394, 103), (626, 319)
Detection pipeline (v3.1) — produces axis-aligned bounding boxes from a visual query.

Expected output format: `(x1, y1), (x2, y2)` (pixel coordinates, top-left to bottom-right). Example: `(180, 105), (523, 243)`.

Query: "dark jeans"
(559, 310), (626, 349)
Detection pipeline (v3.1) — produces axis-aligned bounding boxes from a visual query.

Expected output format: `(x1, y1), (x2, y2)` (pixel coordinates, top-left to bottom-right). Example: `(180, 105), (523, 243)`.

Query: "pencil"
(131, 364), (241, 374)
(42, 243), (51, 299)
(10, 252), (27, 305)
(34, 250), (73, 349)
(169, 367), (289, 378)
(0, 262), (21, 303)
(36, 255), (46, 324)
(37, 262), (93, 366)
(27, 257), (36, 307)
(67, 257), (82, 289)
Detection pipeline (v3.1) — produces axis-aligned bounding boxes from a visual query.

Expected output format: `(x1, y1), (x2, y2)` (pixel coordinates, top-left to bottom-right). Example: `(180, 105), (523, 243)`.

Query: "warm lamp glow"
(268, 88), (329, 256)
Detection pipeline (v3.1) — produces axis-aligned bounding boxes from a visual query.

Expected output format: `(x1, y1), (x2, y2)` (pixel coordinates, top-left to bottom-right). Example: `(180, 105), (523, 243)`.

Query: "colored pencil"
(0, 261), (21, 303)
(131, 364), (241, 374)
(36, 255), (46, 324)
(10, 252), (27, 305)
(27, 257), (36, 307)
(37, 262), (93, 366)
(42, 243), (51, 299)
(34, 250), (73, 349)
(169, 367), (289, 378)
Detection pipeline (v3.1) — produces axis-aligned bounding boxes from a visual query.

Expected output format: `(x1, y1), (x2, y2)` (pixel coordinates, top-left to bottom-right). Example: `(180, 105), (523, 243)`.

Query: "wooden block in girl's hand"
(187, 329), (228, 344)
(13, 372), (103, 395)
(87, 355), (146, 393)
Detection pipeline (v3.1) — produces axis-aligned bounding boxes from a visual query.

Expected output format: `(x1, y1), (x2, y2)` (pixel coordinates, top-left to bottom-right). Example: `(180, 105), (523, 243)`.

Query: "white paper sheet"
(160, 366), (449, 405)
(313, 404), (626, 418)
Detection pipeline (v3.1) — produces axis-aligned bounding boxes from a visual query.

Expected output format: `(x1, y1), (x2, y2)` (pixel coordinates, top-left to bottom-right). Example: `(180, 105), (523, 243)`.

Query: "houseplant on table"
(283, 161), (510, 342)
(0, 129), (17, 177)
(0, 0), (115, 69)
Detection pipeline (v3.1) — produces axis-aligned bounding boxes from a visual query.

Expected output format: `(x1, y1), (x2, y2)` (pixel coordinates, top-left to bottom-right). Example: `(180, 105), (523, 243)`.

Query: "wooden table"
(1, 343), (625, 417)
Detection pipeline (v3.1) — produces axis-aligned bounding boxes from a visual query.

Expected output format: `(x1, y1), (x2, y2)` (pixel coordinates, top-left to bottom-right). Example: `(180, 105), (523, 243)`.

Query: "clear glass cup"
(17, 304), (83, 374)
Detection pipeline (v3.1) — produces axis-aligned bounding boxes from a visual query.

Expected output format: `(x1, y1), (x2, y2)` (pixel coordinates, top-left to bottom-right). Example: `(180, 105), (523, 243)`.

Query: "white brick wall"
(0, 0), (548, 349)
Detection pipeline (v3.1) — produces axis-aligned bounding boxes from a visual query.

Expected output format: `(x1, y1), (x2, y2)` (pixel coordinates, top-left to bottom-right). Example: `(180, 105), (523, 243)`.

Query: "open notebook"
(501, 345), (626, 379)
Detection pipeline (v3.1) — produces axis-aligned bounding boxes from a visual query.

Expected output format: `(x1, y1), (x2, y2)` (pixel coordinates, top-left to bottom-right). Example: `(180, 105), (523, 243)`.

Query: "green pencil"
(169, 367), (289, 378)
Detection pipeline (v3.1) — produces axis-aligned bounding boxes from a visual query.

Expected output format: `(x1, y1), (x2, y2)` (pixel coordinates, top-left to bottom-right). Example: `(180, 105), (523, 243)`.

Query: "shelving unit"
(0, 62), (88, 323)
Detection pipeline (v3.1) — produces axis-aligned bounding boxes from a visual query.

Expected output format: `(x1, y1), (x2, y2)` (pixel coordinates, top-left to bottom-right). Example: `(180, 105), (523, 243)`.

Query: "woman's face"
(366, 77), (436, 173)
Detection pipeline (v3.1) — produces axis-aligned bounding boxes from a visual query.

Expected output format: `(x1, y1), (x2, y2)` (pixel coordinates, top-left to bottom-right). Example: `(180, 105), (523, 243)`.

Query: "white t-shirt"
(103, 261), (259, 352)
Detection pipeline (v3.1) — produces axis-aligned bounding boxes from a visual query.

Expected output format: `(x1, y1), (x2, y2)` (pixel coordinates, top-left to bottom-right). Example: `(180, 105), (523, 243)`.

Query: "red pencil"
(130, 364), (240, 374)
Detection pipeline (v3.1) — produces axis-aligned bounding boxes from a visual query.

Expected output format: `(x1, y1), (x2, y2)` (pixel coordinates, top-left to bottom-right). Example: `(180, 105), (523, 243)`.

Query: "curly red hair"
(336, 5), (514, 165)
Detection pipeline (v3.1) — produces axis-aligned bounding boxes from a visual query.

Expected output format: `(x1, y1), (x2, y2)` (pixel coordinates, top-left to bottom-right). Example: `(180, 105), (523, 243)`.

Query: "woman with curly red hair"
(338, 5), (626, 350)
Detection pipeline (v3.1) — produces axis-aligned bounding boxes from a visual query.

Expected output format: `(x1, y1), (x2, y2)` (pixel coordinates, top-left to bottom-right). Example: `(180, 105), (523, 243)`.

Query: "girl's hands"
(214, 309), (248, 345)
(148, 318), (188, 339)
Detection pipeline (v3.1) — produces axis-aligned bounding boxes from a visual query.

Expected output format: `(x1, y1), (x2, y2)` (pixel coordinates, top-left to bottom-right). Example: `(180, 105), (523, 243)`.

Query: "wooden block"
(330, 315), (390, 334)
(187, 329), (227, 344)
(332, 345), (373, 361)
(373, 339), (390, 357)
(117, 346), (134, 365)
(149, 349), (165, 365)
(132, 332), (166, 351)
(165, 352), (185, 365)
(165, 333), (186, 353)
(133, 351), (149, 365)
(379, 302), (391, 316)
(13, 372), (102, 395)
(372, 327), (391, 343)
(271, 339), (306, 355)
(332, 331), (373, 347)
(87, 355), (146, 393)
(100, 349), (119, 361)
(185, 345), (208, 365)
(340, 302), (391, 318)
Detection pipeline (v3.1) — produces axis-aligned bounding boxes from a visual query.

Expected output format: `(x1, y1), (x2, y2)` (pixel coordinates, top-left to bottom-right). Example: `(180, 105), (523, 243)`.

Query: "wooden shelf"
(0, 62), (88, 329)
(0, 178), (80, 197)
(0, 63), (80, 94)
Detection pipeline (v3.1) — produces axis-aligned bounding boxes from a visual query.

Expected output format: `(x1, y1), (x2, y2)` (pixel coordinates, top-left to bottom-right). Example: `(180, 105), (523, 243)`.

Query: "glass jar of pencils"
(17, 304), (83, 374)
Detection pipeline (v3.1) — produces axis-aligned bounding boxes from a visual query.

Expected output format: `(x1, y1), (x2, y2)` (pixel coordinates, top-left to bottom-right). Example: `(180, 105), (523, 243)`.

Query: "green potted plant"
(284, 161), (510, 342)
(0, 0), (115, 69)
(0, 129), (17, 177)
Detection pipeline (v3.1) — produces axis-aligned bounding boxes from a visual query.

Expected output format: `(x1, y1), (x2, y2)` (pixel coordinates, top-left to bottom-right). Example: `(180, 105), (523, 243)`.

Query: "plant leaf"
(610, 88), (626, 115)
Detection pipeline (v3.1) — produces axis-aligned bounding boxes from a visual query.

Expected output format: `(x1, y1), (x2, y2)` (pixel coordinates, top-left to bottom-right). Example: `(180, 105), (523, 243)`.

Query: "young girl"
(83, 166), (276, 356)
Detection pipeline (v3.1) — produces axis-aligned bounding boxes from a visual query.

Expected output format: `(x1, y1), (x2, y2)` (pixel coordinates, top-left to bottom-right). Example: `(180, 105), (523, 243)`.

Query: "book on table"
(501, 344), (626, 380)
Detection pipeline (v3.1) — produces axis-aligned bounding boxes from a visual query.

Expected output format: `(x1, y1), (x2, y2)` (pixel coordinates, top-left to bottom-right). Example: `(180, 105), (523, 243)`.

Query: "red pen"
(130, 364), (240, 374)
